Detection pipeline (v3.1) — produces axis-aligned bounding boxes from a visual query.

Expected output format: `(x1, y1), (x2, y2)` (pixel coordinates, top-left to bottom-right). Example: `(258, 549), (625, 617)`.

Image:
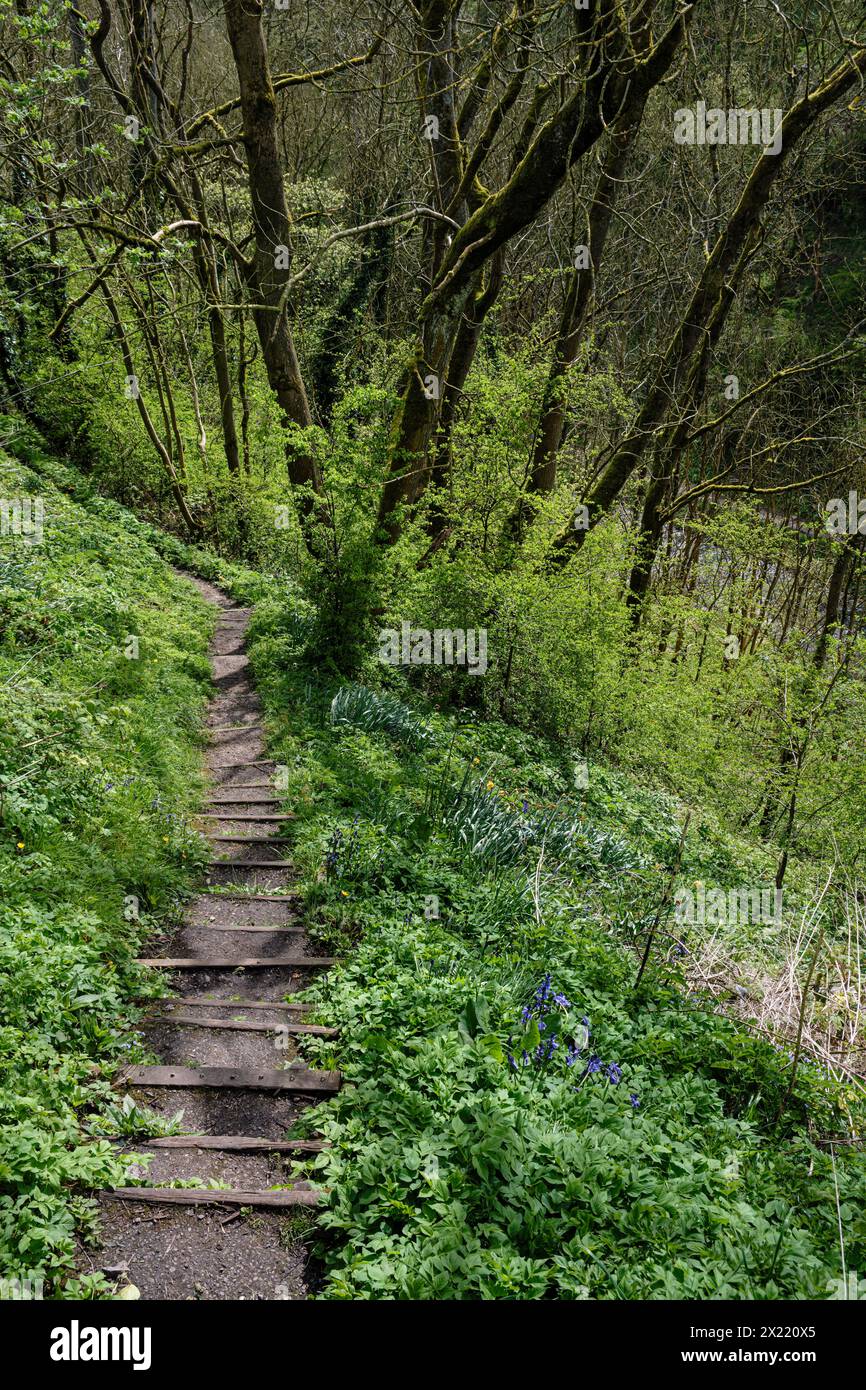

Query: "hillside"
(1, 440), (865, 1305)
(1, 0), (865, 1336)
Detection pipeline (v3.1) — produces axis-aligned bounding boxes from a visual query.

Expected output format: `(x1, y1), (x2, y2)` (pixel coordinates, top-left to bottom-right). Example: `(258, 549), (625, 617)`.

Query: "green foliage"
(243, 599), (866, 1302)
(330, 684), (432, 750)
(0, 450), (212, 1291)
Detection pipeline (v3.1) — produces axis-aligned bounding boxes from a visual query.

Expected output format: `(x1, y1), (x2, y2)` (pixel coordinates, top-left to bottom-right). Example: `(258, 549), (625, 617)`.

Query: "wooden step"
(208, 859), (290, 869)
(152, 1013), (336, 1035)
(207, 783), (272, 790)
(145, 998), (312, 1011)
(208, 835), (293, 844)
(187, 923), (303, 933)
(104, 1187), (319, 1208)
(208, 797), (281, 806)
(137, 1136), (327, 1152)
(203, 892), (298, 902)
(209, 723), (264, 734)
(136, 956), (334, 968)
(119, 1064), (340, 1092)
(200, 813), (295, 821)
(208, 789), (279, 798)
(211, 761), (274, 769)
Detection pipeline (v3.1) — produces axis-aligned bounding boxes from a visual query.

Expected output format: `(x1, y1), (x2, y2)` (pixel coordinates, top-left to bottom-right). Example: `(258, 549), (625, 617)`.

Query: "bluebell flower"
(535, 974), (553, 1004)
(629, 1093), (640, 1108)
(606, 1063), (622, 1085)
(586, 1055), (602, 1074)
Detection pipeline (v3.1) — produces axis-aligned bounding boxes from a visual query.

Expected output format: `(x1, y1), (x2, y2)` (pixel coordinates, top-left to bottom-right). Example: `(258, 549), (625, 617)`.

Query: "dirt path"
(83, 576), (337, 1300)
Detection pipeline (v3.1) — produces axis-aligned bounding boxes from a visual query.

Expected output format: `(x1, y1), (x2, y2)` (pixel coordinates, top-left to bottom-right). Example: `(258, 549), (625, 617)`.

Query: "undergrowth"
(238, 593), (866, 1301)
(0, 447), (213, 1295)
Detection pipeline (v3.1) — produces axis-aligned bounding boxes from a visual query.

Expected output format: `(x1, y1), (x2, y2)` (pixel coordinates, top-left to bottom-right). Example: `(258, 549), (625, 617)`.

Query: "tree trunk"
(426, 253), (505, 539)
(815, 539), (852, 669)
(529, 101), (645, 496)
(626, 467), (668, 615)
(222, 0), (323, 511)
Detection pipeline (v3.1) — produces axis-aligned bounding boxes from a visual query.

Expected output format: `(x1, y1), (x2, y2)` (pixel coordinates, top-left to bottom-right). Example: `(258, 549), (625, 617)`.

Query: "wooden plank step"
(208, 859), (290, 869)
(146, 999), (312, 1011)
(211, 761), (274, 769)
(208, 789), (279, 797)
(119, 1064), (340, 1092)
(203, 892), (299, 902)
(104, 1187), (319, 1208)
(188, 923), (303, 933)
(139, 1136), (327, 1152)
(208, 835), (293, 844)
(207, 797), (280, 806)
(152, 1013), (336, 1035)
(136, 956), (334, 968)
(199, 813), (295, 821)
(209, 723), (264, 734)
(208, 783), (272, 790)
